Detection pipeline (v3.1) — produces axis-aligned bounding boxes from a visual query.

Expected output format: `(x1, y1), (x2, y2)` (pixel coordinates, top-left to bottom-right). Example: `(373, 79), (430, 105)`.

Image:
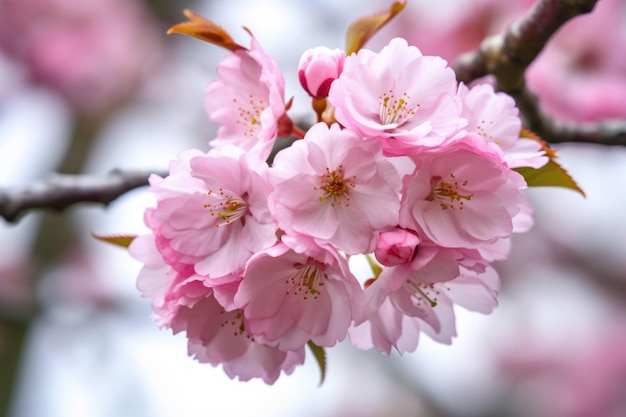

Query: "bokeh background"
(1, 0), (626, 416)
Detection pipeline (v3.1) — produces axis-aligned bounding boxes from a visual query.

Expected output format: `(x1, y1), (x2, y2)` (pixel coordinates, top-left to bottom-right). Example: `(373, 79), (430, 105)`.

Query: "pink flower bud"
(374, 228), (421, 266)
(298, 46), (345, 98)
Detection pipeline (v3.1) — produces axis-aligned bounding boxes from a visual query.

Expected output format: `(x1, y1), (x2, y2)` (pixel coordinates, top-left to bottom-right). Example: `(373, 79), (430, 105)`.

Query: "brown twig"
(513, 86), (626, 146)
(453, 0), (599, 89)
(0, 169), (164, 223)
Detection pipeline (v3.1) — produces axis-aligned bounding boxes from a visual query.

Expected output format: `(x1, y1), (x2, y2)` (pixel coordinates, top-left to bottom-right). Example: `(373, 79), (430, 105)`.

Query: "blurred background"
(1, 0), (625, 416)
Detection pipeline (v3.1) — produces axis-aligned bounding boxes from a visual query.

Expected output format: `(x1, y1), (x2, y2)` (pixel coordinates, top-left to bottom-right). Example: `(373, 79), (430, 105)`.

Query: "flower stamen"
(219, 309), (254, 340)
(204, 189), (248, 226)
(285, 260), (326, 300)
(379, 89), (418, 126)
(406, 281), (438, 308)
(233, 94), (267, 137)
(315, 165), (355, 207)
(426, 173), (472, 210)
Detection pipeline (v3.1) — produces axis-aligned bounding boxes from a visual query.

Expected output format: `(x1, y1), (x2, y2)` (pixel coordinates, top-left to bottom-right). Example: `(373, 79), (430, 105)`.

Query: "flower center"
(405, 281), (441, 308)
(426, 173), (472, 210)
(315, 165), (354, 207)
(285, 259), (326, 300)
(204, 189), (248, 227)
(378, 89), (419, 126)
(233, 93), (266, 137)
(219, 308), (254, 340)
(475, 119), (500, 145)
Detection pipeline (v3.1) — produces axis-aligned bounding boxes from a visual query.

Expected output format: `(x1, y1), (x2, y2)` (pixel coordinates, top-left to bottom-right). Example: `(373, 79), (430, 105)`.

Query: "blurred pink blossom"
(525, 0), (626, 121)
(501, 321), (626, 417)
(0, 0), (163, 114)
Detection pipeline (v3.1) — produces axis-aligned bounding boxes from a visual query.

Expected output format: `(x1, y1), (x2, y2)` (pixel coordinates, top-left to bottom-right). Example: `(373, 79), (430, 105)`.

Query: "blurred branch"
(547, 234), (626, 302)
(453, 0), (598, 89)
(514, 86), (626, 146)
(0, 169), (164, 223)
(451, 0), (626, 147)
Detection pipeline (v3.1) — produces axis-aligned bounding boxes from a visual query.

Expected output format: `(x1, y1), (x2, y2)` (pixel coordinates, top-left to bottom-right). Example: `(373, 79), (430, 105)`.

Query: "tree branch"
(513, 85), (626, 146)
(0, 169), (164, 223)
(453, 0), (599, 89)
(451, 0), (626, 146)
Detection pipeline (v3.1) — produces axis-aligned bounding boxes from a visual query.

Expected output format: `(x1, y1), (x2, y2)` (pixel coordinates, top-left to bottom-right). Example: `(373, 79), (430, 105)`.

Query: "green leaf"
(345, 1), (406, 55)
(515, 129), (585, 196)
(307, 341), (327, 386)
(92, 233), (137, 249)
(515, 161), (585, 196)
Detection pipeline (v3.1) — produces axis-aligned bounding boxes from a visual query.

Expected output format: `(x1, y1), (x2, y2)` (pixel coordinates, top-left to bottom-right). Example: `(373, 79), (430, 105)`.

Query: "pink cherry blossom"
(205, 30), (290, 160)
(374, 227), (421, 266)
(400, 133), (529, 249)
(181, 295), (306, 384)
(348, 296), (425, 355)
(268, 122), (401, 254)
(327, 38), (465, 155)
(458, 83), (547, 169)
(350, 245), (460, 354)
(130, 234), (212, 328)
(234, 237), (365, 352)
(123, 4), (577, 385)
(298, 46), (345, 98)
(145, 147), (277, 279)
(130, 234), (303, 384)
(350, 247), (499, 354)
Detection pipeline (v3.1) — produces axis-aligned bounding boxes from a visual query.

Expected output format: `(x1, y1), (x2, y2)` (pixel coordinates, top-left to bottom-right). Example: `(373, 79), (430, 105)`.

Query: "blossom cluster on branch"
(125, 4), (580, 384)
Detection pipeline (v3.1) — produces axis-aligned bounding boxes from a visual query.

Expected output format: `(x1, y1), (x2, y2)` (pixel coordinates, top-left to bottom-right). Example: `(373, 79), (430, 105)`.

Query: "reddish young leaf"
(345, 1), (407, 55)
(521, 128), (558, 158)
(167, 9), (246, 52)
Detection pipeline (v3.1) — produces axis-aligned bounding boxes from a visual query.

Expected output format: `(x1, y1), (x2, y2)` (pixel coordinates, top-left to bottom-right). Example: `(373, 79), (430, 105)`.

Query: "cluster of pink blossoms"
(130, 25), (548, 383)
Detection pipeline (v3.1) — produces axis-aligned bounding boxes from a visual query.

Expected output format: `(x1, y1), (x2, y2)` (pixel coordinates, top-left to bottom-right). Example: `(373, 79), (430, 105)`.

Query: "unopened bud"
(374, 228), (421, 266)
(298, 47), (345, 98)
